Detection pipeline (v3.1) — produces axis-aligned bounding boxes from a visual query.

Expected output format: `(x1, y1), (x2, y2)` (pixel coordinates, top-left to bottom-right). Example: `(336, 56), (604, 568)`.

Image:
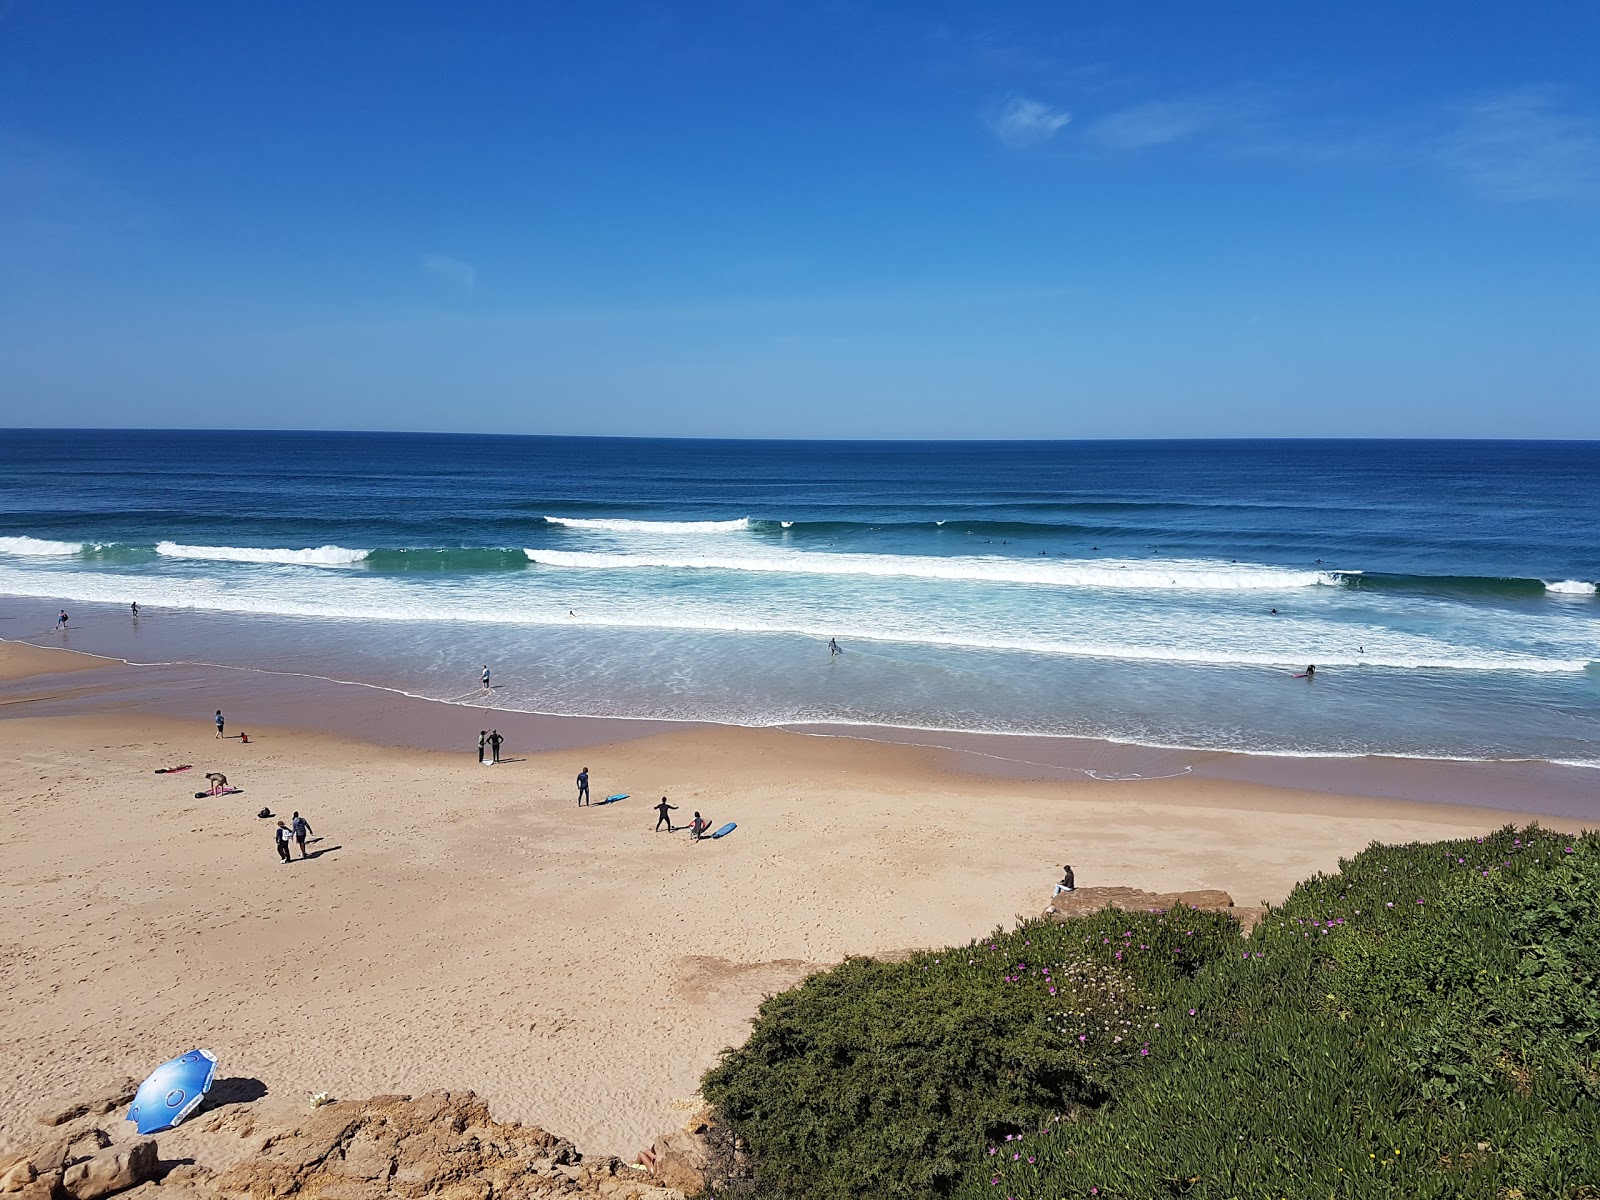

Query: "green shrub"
(703, 825), (1600, 1199)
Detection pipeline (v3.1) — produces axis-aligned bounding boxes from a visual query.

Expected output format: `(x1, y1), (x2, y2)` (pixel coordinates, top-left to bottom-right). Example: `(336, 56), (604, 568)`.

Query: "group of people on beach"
(478, 729), (504, 763)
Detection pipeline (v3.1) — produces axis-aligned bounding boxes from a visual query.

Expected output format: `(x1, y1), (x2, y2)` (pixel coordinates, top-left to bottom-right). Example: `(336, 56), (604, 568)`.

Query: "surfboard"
(600, 793), (629, 804)
(711, 822), (737, 839)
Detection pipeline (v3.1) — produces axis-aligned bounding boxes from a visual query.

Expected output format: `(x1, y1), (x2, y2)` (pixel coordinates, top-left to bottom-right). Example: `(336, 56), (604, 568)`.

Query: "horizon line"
(4, 428), (1599, 446)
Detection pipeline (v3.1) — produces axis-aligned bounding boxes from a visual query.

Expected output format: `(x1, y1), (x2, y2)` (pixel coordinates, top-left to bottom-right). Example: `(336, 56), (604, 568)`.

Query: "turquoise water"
(1, 430), (1596, 766)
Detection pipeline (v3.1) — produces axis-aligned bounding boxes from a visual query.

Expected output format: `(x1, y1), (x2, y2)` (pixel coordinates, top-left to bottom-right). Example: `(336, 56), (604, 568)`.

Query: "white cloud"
(987, 95), (1072, 148)
(1438, 88), (1600, 201)
(422, 253), (477, 293)
(1087, 99), (1220, 150)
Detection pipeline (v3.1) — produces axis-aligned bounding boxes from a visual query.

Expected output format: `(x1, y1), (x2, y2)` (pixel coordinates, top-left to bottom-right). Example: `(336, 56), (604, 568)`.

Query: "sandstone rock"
(60, 1140), (158, 1200)
(208, 1091), (676, 1200)
(0, 1160), (38, 1193)
(640, 1131), (708, 1195)
(1042, 885), (1266, 934)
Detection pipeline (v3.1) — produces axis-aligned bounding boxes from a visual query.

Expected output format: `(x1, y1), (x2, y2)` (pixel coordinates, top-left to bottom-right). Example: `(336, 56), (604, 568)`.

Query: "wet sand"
(0, 640), (1587, 1159)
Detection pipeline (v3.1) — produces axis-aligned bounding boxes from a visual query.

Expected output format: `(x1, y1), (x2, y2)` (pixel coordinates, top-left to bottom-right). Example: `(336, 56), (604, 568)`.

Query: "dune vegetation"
(702, 826), (1600, 1199)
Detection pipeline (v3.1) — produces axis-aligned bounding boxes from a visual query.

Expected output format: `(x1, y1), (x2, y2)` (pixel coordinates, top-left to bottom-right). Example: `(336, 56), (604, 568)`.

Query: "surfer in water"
(1298, 664), (1316, 680)
(131, 601), (139, 618)
(829, 638), (841, 657)
(481, 664), (491, 691)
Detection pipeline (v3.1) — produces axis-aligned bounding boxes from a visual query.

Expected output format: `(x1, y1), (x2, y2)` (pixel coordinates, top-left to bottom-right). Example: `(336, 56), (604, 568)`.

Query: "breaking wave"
(523, 548), (1340, 591)
(0, 536), (92, 556)
(543, 516), (752, 534)
(155, 542), (370, 567)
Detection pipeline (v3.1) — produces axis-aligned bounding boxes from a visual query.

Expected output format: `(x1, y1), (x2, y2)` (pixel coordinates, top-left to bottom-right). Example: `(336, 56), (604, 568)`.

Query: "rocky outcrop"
(634, 1105), (747, 1195)
(0, 1126), (156, 1200)
(207, 1092), (678, 1200)
(4, 1091), (683, 1200)
(1043, 885), (1266, 934)
(61, 1143), (159, 1200)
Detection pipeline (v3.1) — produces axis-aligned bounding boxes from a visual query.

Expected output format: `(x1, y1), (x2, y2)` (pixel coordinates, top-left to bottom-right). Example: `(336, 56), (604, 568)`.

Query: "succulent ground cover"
(702, 826), (1600, 1199)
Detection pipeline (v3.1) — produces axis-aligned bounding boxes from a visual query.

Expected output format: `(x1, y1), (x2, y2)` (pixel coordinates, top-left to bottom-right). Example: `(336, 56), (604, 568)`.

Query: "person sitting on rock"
(1054, 864), (1075, 896)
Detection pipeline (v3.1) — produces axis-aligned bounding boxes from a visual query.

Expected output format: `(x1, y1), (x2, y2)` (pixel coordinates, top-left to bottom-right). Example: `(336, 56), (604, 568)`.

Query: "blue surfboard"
(599, 793), (628, 804)
(711, 822), (737, 839)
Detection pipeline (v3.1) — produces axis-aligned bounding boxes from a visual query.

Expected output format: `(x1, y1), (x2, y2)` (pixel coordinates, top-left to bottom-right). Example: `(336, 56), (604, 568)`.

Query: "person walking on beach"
(291, 811), (314, 859)
(576, 767), (590, 806)
(654, 797), (677, 831)
(488, 729), (503, 764)
(478, 730), (488, 764)
(481, 664), (491, 691)
(214, 710), (225, 738)
(1054, 864), (1076, 896)
(688, 812), (711, 842)
(131, 601), (139, 618)
(274, 821), (293, 864)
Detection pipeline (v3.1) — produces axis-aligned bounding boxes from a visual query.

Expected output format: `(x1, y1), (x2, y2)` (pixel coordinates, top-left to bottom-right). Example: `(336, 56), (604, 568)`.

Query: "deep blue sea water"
(1, 430), (1597, 766)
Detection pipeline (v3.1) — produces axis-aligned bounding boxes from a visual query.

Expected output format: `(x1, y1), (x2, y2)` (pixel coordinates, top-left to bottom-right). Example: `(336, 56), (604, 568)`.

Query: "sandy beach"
(0, 640), (1584, 1161)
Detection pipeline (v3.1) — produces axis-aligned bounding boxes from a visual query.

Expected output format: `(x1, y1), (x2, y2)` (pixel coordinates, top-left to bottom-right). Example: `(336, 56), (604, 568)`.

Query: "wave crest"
(524, 548), (1338, 591)
(544, 516), (751, 534)
(0, 536), (90, 556)
(155, 542), (369, 567)
(1546, 580), (1597, 596)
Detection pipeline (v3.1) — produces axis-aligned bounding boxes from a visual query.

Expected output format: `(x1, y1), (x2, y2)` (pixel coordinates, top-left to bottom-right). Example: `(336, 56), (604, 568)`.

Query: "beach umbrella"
(126, 1049), (217, 1134)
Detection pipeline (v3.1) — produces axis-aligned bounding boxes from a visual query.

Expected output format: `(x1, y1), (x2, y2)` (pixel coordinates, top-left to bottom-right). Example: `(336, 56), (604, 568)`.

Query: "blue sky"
(2, 1), (1598, 438)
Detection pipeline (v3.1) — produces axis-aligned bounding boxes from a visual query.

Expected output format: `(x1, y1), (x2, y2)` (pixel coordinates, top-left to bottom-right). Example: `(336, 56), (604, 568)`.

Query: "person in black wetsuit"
(576, 766), (590, 805)
(655, 797), (677, 831)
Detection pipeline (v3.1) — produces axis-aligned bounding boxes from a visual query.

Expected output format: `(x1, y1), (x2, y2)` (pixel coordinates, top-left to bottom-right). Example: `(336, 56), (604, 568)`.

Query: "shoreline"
(6, 634), (1598, 820)
(1, 638), (1591, 1163)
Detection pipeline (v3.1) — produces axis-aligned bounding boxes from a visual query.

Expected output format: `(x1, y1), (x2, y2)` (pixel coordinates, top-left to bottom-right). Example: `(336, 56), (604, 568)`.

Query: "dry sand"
(0, 641), (1574, 1158)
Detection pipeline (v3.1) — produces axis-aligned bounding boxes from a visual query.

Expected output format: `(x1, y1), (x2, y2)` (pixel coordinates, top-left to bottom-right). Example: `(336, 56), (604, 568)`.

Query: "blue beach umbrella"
(126, 1049), (217, 1134)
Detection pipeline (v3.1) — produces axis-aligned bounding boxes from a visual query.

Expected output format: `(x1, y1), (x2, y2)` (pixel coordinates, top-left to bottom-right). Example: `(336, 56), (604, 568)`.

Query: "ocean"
(1, 430), (1596, 769)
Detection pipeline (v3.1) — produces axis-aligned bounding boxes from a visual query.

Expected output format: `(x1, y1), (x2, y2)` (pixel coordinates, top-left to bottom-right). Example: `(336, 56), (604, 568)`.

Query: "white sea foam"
(3, 564), (1590, 673)
(0, 536), (88, 556)
(1545, 579), (1597, 596)
(524, 548), (1341, 591)
(543, 516), (752, 534)
(155, 542), (370, 567)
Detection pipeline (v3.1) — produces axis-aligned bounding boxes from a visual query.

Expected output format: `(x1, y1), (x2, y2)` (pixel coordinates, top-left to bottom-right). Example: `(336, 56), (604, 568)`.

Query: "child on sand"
(215, 710), (225, 738)
(689, 812), (711, 842)
(274, 821), (293, 864)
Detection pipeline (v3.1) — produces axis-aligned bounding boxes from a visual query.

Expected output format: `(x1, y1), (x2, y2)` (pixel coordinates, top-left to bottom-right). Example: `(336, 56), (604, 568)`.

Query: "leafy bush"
(702, 826), (1600, 1199)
